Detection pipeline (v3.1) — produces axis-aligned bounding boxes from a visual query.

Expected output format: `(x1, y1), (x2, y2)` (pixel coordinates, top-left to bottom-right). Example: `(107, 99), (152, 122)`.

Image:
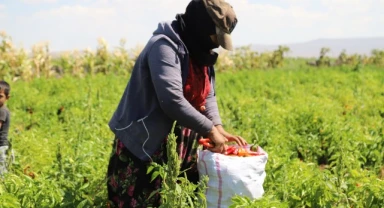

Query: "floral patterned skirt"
(106, 125), (201, 208)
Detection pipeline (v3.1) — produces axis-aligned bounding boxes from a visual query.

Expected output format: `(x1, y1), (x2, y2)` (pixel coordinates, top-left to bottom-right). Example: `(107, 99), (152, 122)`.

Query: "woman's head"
(182, 0), (219, 51)
(182, 0), (237, 51)
(176, 0), (237, 66)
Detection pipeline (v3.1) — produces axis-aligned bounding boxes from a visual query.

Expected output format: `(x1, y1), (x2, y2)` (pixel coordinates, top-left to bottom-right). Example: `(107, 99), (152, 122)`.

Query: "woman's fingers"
(236, 136), (248, 146)
(227, 135), (247, 146)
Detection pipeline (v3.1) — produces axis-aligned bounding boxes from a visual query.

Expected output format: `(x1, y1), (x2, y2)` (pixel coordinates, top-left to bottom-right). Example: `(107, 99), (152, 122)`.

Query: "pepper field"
(0, 65), (383, 207)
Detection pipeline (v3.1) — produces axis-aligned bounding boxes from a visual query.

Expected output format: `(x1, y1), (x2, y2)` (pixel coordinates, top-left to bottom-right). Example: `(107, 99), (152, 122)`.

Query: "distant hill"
(250, 37), (384, 58)
(46, 37), (384, 59)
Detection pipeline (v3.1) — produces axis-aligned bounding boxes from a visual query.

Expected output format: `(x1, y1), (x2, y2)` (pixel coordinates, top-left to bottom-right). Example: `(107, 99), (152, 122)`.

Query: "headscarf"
(175, 0), (219, 67)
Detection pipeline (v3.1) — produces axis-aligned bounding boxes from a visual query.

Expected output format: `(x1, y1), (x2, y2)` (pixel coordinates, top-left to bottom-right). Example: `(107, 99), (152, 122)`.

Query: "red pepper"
(198, 138), (214, 148)
(226, 146), (236, 155)
(198, 138), (210, 144)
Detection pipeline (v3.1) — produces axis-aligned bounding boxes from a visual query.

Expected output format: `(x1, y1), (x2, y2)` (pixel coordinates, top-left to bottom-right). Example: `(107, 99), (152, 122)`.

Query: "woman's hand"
(215, 125), (247, 146)
(206, 126), (228, 154)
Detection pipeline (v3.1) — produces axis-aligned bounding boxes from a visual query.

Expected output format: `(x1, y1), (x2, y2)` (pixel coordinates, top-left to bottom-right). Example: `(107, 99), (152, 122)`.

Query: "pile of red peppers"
(198, 138), (265, 157)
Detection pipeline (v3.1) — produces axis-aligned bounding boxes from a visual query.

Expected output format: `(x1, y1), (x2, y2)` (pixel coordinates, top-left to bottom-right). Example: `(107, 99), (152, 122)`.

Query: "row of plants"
(2, 31), (384, 81)
(306, 47), (384, 68)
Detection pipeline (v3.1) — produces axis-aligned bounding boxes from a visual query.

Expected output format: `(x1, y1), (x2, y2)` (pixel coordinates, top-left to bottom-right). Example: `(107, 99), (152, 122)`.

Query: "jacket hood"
(153, 21), (184, 48)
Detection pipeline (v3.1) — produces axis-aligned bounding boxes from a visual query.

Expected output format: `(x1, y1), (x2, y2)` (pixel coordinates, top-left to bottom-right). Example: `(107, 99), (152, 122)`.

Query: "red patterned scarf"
(183, 59), (211, 112)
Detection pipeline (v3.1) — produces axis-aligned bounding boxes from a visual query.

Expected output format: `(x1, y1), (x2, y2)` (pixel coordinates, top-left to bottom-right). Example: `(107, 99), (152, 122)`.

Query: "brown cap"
(202, 0), (238, 50)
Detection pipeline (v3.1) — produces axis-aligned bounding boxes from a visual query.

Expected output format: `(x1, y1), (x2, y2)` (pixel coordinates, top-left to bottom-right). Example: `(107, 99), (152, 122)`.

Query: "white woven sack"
(197, 146), (268, 208)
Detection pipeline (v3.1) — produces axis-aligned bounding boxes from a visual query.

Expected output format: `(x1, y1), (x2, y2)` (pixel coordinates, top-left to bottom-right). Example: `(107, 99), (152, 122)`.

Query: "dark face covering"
(176, 1), (219, 67)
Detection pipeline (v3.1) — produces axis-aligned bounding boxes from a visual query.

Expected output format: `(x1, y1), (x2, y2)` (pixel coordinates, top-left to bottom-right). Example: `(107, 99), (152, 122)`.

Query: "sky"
(0, 0), (383, 52)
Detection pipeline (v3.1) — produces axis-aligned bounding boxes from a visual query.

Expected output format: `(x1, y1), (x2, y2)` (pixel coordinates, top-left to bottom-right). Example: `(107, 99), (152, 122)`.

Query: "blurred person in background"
(0, 80), (11, 175)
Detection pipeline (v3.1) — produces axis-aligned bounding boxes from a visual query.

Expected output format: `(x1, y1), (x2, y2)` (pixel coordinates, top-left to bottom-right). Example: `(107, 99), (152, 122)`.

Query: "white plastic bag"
(197, 146), (268, 208)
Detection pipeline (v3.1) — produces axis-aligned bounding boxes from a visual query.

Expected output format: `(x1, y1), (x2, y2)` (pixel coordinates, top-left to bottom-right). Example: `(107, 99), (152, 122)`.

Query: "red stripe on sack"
(215, 154), (223, 208)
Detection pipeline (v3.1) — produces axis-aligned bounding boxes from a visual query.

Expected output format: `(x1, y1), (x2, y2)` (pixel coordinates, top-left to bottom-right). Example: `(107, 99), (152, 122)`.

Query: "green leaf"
(76, 199), (88, 208)
(150, 171), (160, 182)
(291, 194), (301, 201)
(119, 154), (128, 162)
(326, 182), (334, 190)
(175, 183), (181, 194)
(187, 195), (194, 208)
(79, 183), (89, 190)
(147, 165), (154, 174)
(147, 188), (160, 200)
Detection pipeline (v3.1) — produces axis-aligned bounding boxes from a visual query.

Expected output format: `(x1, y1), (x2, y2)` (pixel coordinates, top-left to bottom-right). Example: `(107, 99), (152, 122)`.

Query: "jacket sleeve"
(204, 81), (222, 126)
(147, 39), (213, 135)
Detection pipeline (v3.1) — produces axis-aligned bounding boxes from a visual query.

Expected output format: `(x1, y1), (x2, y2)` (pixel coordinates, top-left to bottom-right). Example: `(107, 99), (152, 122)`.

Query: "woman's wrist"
(208, 126), (218, 136)
(215, 125), (225, 134)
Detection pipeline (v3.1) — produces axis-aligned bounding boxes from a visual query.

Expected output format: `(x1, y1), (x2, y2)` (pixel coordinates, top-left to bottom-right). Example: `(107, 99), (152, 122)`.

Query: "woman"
(106, 0), (246, 207)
